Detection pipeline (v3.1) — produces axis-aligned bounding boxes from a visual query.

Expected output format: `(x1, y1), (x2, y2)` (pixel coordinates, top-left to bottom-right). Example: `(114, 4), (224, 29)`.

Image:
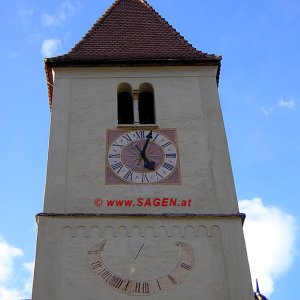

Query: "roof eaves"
(45, 56), (221, 109)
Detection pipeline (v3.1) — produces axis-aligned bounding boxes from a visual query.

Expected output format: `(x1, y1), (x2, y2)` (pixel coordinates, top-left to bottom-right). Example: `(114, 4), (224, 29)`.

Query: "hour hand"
(144, 160), (155, 170)
(135, 145), (155, 170)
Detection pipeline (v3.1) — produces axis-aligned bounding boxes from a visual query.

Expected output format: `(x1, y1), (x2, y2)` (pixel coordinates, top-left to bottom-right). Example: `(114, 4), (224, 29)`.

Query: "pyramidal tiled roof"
(45, 0), (221, 65)
(45, 0), (221, 107)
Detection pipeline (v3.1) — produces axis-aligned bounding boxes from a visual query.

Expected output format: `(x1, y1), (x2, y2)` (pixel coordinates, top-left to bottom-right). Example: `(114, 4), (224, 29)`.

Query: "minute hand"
(141, 130), (155, 170)
(141, 130), (153, 156)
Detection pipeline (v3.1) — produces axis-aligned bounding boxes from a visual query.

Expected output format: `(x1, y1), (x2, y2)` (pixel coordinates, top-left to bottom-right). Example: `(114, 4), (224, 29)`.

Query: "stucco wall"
(43, 66), (238, 214)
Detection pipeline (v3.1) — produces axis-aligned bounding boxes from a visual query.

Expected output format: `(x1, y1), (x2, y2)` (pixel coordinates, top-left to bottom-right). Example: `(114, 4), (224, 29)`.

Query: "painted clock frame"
(106, 128), (181, 185)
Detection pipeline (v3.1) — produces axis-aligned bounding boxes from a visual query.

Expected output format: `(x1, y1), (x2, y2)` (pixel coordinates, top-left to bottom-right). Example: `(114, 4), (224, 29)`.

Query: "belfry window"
(117, 82), (156, 125)
(117, 83), (134, 124)
(138, 83), (155, 124)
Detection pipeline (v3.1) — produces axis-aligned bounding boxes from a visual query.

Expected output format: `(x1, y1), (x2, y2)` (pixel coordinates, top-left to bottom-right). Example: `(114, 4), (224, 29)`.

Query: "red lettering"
(153, 198), (161, 206)
(144, 198), (151, 206)
(137, 198), (143, 206)
(162, 198), (169, 206)
(170, 198), (177, 206)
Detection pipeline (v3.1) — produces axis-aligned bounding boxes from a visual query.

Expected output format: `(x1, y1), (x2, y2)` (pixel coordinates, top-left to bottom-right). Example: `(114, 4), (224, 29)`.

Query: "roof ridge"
(137, 0), (217, 59)
(66, 0), (122, 56)
(141, 1), (199, 51)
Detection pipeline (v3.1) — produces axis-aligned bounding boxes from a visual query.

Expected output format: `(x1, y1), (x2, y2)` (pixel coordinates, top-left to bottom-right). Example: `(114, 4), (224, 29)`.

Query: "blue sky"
(0, 0), (299, 299)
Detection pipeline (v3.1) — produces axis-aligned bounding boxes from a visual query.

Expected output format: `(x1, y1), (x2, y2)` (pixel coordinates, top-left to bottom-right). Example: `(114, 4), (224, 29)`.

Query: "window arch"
(117, 83), (133, 124)
(138, 83), (155, 124)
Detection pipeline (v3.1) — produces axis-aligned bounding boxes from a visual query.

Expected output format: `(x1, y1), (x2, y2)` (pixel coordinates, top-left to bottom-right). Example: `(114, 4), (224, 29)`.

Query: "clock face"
(106, 129), (180, 184)
(87, 239), (194, 296)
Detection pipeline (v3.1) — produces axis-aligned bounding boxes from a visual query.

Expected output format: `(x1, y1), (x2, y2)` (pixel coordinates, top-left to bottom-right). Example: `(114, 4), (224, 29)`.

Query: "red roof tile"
(46, 0), (221, 65)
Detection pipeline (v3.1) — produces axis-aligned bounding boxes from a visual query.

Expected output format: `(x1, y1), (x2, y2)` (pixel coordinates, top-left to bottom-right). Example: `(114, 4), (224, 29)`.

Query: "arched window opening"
(138, 83), (155, 124)
(117, 83), (133, 124)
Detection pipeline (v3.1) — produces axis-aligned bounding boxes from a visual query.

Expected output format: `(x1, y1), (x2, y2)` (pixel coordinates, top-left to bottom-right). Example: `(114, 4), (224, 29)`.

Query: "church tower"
(32, 0), (253, 299)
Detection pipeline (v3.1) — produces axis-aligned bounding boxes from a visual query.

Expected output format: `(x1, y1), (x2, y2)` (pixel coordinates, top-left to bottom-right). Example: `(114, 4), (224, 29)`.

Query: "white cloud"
(239, 198), (298, 297)
(277, 98), (296, 110)
(260, 97), (296, 115)
(41, 39), (61, 57)
(260, 106), (274, 116)
(0, 236), (33, 300)
(0, 237), (23, 283)
(42, 1), (80, 27)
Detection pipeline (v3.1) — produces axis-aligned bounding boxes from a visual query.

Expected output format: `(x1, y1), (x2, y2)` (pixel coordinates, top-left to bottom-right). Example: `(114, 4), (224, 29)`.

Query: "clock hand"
(134, 243), (144, 260)
(141, 130), (153, 155)
(135, 137), (156, 170)
(141, 131), (156, 170)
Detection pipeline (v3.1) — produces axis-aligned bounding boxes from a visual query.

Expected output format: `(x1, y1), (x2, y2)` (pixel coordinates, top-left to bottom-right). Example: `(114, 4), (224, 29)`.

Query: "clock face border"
(105, 128), (181, 185)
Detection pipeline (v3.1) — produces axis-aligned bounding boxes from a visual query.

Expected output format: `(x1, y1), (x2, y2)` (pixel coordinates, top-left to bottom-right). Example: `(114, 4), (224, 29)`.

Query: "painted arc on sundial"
(87, 240), (194, 296)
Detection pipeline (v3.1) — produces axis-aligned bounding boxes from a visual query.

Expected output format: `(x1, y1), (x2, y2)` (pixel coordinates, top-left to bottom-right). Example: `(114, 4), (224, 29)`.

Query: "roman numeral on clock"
(135, 130), (145, 139)
(166, 153), (176, 158)
(152, 133), (159, 142)
(112, 143), (124, 149)
(122, 134), (132, 142)
(123, 170), (133, 181)
(155, 172), (164, 180)
(161, 141), (171, 148)
(141, 173), (149, 183)
(163, 162), (174, 171)
(109, 153), (121, 158)
(111, 162), (123, 173)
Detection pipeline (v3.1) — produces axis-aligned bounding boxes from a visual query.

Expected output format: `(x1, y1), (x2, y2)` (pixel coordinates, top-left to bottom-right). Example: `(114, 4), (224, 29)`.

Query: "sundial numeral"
(105, 274), (114, 282)
(108, 276), (124, 289)
(99, 269), (112, 280)
(156, 279), (162, 290)
(167, 274), (177, 285)
(180, 262), (192, 270)
(88, 249), (99, 255)
(91, 261), (102, 270)
(142, 282), (150, 293)
(135, 282), (141, 293)
(123, 280), (131, 291)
